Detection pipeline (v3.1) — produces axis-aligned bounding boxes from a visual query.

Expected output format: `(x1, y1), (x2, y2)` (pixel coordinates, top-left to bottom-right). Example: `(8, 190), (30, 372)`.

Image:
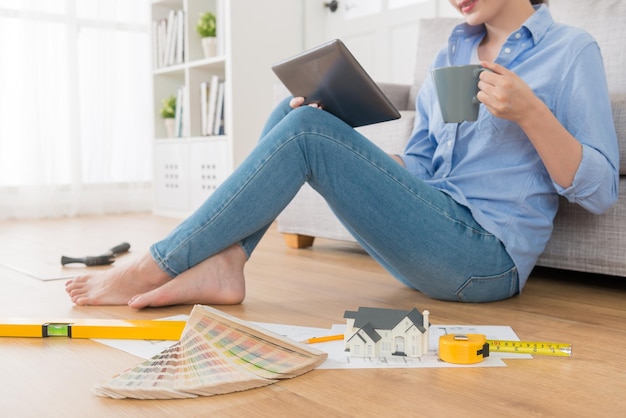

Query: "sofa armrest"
(378, 82), (412, 111)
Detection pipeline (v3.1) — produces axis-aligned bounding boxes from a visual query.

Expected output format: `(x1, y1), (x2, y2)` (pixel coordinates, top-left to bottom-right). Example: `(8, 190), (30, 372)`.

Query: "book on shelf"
(213, 81), (226, 135)
(206, 75), (220, 136)
(165, 10), (177, 66)
(174, 86), (182, 137)
(170, 85), (187, 138)
(93, 305), (327, 400)
(201, 75), (226, 136)
(153, 8), (185, 69)
(200, 81), (209, 136)
(175, 9), (184, 65)
(153, 19), (165, 67)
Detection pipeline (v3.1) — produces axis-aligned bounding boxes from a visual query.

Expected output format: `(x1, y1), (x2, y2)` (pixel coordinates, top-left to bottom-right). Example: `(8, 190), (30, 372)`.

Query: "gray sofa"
(277, 0), (626, 278)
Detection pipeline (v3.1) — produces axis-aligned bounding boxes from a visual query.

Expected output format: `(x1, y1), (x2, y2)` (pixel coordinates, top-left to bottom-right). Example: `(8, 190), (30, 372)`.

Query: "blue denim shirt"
(401, 5), (619, 288)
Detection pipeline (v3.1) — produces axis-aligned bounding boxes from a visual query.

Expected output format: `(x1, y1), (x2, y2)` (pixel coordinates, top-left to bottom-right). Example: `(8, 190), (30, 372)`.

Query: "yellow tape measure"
(438, 334), (572, 364)
(488, 339), (572, 357)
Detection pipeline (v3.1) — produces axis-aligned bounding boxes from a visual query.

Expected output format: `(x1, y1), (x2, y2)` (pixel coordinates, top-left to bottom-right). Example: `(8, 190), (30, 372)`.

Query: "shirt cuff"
(556, 144), (617, 214)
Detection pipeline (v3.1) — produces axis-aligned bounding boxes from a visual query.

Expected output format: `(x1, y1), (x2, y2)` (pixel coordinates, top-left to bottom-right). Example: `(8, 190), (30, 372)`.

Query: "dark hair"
(530, 0), (548, 4)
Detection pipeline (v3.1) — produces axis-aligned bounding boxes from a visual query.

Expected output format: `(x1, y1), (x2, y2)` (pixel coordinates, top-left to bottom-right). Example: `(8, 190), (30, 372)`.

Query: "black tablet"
(271, 39), (401, 127)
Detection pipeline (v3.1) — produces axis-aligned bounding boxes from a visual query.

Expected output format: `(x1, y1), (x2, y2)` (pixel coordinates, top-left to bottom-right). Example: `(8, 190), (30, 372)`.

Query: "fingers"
(289, 96), (305, 108)
(479, 60), (507, 75)
(289, 96), (323, 110)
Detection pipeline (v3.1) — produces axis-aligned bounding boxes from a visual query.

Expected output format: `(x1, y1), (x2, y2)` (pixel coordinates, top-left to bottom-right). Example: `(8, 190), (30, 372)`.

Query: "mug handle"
(473, 67), (485, 78)
(473, 67), (492, 77)
(473, 67), (491, 104)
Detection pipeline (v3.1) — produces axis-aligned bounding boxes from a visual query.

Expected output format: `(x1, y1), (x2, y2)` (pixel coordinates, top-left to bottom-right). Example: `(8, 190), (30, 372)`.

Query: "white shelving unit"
(150, 0), (302, 217)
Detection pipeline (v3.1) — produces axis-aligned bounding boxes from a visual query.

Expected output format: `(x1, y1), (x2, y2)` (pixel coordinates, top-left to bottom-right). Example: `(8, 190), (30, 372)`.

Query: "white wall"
(302, 0), (460, 84)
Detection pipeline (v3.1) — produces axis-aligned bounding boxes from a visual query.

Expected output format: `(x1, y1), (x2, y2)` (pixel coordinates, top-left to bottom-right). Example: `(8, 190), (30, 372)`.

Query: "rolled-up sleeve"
(552, 41), (619, 214)
(556, 143), (619, 214)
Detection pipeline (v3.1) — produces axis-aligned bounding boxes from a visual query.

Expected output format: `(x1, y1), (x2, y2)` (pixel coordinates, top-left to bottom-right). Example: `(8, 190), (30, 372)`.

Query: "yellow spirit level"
(0, 318), (186, 340)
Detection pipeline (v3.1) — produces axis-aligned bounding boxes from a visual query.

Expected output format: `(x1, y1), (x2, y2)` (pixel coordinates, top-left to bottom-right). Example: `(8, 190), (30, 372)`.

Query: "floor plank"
(0, 213), (625, 417)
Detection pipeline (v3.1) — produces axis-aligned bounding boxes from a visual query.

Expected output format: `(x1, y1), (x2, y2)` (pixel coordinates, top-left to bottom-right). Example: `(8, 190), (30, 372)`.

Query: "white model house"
(343, 307), (430, 358)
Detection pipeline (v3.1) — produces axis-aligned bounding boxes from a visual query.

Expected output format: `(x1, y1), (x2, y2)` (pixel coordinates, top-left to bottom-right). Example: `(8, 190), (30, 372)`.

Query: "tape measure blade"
(486, 340), (572, 357)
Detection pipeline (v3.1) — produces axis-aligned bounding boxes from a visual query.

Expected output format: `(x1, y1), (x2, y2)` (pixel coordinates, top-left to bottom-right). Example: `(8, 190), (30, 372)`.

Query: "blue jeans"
(151, 98), (519, 302)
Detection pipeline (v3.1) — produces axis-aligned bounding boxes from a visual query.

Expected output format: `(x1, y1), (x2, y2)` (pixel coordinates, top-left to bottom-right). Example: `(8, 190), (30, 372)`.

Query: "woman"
(66, 0), (617, 307)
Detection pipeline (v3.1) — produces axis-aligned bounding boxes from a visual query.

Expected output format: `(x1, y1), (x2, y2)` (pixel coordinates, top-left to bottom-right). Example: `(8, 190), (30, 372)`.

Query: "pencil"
(302, 334), (344, 344)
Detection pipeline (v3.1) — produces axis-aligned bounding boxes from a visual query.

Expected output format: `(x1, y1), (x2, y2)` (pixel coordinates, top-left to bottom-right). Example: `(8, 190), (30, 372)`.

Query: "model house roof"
(344, 307), (429, 333)
(358, 322), (381, 343)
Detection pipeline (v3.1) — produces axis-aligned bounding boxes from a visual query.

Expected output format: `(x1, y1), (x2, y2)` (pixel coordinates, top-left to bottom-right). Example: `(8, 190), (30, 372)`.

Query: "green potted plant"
(160, 95), (176, 138)
(196, 11), (217, 58)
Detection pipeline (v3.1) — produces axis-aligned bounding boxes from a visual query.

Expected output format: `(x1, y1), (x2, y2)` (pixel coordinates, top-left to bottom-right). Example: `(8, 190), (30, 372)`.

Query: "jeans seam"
(454, 266), (519, 302)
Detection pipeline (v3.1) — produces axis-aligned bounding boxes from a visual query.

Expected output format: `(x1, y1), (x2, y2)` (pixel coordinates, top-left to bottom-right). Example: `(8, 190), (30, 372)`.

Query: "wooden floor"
(1, 213), (626, 417)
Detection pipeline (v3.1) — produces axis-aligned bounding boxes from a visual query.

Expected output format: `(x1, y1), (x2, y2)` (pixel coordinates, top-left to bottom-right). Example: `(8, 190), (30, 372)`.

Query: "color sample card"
(93, 305), (327, 399)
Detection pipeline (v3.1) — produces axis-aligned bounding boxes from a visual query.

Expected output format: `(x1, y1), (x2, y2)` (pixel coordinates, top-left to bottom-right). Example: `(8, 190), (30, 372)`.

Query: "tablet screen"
(271, 39), (401, 127)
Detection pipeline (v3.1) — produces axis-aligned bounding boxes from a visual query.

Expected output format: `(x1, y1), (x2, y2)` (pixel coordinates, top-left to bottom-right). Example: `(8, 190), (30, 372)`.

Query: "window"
(0, 0), (152, 219)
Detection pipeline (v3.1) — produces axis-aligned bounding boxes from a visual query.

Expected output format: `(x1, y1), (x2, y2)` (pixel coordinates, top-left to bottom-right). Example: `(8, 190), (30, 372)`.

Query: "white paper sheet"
(94, 318), (530, 369)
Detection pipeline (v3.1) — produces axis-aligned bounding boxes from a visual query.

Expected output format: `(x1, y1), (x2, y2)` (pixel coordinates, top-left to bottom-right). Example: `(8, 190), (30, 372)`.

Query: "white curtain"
(0, 0), (153, 220)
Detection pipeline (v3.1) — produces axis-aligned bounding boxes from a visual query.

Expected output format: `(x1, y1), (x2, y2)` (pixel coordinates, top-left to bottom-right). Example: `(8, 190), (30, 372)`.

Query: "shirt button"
(515, 33), (521, 39)
(504, 47), (512, 53)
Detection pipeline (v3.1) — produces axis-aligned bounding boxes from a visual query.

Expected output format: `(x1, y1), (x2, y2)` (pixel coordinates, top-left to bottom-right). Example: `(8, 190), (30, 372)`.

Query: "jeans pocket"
(455, 267), (519, 303)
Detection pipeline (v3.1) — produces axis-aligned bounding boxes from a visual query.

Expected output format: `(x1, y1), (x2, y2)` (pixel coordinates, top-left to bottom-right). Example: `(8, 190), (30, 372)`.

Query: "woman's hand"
(476, 61), (537, 124)
(477, 61), (582, 188)
(289, 96), (322, 109)
(289, 96), (305, 108)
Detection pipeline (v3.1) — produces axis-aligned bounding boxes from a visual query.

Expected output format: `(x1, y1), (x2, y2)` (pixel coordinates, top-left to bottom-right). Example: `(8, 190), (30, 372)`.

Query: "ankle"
(223, 243), (247, 264)
(219, 286), (246, 305)
(133, 253), (170, 281)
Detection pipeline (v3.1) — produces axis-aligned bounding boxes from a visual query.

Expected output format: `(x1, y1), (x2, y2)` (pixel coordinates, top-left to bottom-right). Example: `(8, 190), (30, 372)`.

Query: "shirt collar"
(448, 4), (554, 53)
(522, 4), (553, 45)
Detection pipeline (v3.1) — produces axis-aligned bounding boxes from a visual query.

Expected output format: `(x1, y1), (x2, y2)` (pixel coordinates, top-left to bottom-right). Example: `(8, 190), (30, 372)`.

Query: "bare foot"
(127, 244), (247, 309)
(65, 253), (172, 306)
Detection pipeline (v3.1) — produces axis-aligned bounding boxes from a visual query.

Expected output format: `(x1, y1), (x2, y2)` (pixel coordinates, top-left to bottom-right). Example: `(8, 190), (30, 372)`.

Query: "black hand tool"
(61, 242), (131, 266)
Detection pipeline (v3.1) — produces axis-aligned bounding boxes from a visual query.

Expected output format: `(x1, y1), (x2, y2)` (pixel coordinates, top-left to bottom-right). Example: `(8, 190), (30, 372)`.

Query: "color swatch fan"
(93, 305), (327, 399)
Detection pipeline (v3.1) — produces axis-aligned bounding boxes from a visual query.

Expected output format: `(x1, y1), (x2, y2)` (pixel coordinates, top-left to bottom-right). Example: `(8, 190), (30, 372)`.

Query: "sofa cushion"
(409, 18), (461, 110)
(549, 0), (626, 96)
(356, 110), (415, 154)
(539, 180), (626, 276)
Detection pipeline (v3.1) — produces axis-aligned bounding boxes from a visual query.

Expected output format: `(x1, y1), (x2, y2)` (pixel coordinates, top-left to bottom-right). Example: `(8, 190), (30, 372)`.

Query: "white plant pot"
(202, 37), (218, 58)
(164, 118), (175, 138)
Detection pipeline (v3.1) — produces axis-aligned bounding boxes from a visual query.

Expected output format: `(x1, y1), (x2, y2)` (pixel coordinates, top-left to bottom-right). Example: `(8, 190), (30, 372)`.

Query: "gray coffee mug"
(432, 64), (486, 123)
